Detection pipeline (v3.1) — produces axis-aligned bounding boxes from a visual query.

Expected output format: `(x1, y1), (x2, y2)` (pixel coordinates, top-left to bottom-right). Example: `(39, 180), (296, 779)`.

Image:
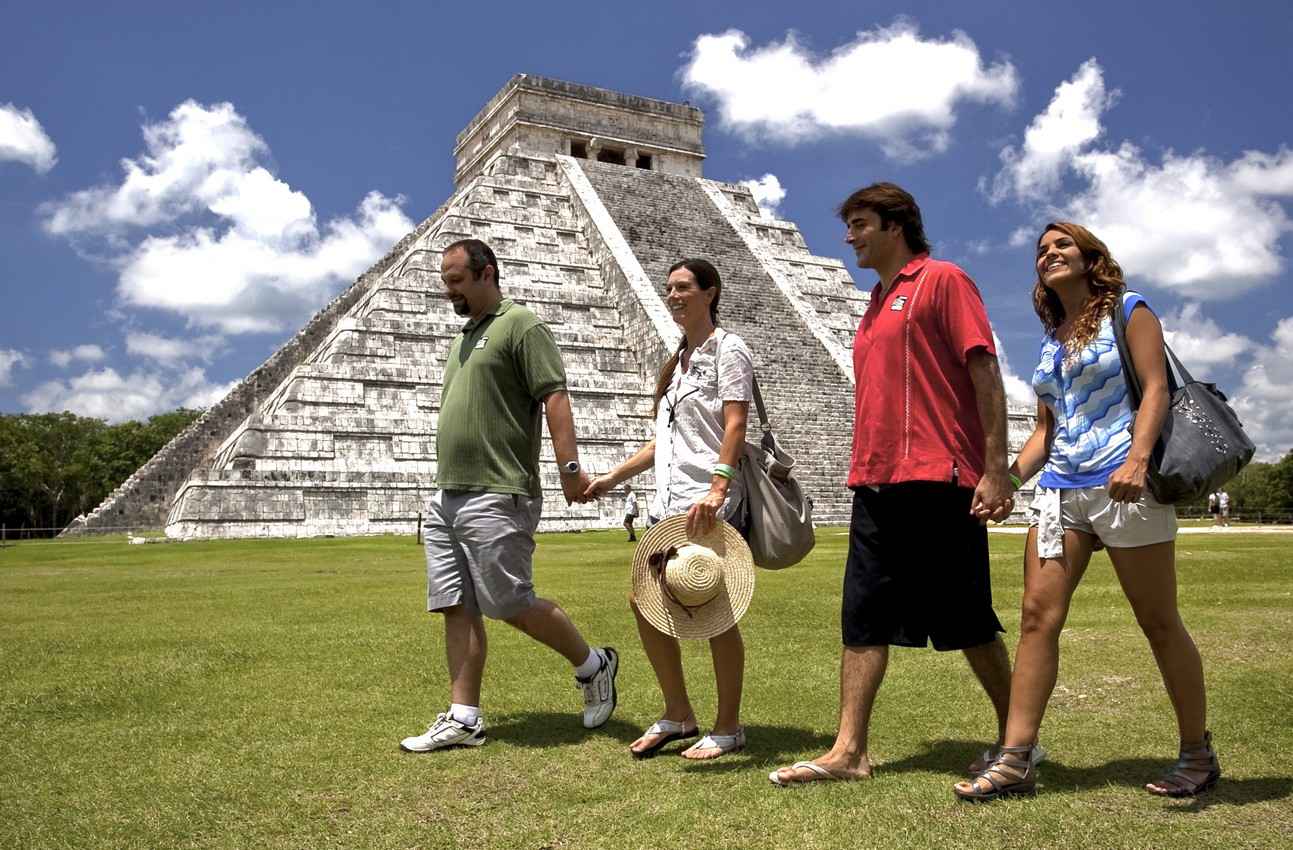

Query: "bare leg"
(1004, 527), (1095, 745)
(771, 644), (886, 782)
(504, 598), (591, 666)
(681, 624), (745, 759)
(629, 594), (695, 753)
(1106, 541), (1208, 746)
(962, 635), (1012, 744)
(443, 604), (488, 706)
(955, 527), (1093, 794)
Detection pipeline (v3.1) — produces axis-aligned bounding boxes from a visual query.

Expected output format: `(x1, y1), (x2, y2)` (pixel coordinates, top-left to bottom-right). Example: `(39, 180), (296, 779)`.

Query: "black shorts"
(842, 482), (1004, 651)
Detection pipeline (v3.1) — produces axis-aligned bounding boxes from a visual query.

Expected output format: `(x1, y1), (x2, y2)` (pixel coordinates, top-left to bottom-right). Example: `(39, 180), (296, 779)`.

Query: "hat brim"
(631, 515), (755, 640)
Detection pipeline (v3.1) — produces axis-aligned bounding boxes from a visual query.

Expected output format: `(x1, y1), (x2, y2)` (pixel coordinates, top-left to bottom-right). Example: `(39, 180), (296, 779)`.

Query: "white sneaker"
(577, 647), (619, 729)
(399, 712), (486, 752)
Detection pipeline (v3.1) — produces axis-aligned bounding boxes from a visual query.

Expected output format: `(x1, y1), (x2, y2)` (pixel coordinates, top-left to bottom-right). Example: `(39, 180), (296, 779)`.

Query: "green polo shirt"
(436, 298), (567, 497)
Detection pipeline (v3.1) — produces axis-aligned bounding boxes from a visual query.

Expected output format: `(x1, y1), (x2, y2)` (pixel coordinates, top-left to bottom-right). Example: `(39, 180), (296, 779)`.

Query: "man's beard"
(451, 299), (469, 316)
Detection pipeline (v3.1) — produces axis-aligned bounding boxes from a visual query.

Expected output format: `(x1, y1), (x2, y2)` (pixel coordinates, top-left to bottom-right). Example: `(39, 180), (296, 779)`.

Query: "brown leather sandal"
(1146, 731), (1221, 797)
(954, 744), (1038, 801)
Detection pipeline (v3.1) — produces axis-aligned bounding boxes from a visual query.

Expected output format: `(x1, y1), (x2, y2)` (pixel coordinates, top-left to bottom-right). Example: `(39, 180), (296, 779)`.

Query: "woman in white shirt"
(585, 258), (754, 760)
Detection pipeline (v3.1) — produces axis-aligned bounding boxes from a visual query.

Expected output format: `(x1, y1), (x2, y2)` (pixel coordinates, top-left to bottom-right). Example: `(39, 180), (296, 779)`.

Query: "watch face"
(563, 461), (580, 474)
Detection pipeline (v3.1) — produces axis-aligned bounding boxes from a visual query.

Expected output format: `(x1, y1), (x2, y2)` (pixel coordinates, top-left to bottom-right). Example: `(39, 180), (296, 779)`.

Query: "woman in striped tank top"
(955, 223), (1219, 801)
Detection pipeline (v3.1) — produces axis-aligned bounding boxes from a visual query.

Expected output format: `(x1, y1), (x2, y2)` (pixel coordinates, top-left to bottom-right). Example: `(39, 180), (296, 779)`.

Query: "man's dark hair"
(836, 182), (931, 255)
(444, 238), (500, 286)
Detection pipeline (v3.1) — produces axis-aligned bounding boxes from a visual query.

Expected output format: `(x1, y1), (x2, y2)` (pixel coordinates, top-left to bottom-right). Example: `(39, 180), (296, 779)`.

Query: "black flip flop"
(630, 722), (699, 759)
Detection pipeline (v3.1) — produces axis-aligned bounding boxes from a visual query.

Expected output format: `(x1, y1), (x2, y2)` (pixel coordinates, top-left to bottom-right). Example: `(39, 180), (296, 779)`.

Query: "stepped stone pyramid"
(64, 75), (1034, 539)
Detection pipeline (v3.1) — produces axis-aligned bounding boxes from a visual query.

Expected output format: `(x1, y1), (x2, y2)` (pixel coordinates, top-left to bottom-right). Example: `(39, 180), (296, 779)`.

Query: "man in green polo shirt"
(400, 238), (620, 754)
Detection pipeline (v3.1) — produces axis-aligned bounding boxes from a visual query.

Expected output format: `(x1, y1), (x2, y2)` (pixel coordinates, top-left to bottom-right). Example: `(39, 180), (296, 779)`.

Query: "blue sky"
(3, 1), (1292, 456)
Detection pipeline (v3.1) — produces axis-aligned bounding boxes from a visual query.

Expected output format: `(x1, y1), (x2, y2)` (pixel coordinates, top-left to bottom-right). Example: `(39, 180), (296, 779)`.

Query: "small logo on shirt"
(890, 295), (908, 312)
(473, 336), (489, 350)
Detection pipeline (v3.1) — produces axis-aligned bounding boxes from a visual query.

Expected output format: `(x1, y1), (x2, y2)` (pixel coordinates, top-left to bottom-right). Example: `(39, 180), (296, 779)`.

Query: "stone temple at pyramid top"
(453, 74), (706, 186)
(62, 75), (1036, 539)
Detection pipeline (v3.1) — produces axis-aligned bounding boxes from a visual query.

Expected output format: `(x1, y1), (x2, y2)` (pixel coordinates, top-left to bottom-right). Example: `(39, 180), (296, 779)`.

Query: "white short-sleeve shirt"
(651, 328), (755, 520)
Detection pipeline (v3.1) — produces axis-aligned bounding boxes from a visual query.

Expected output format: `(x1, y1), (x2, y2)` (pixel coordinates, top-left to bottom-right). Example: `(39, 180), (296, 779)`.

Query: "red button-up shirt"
(848, 254), (996, 489)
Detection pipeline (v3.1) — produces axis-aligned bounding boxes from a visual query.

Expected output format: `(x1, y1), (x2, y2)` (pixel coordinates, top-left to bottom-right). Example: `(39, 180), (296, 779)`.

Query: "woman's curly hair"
(1033, 222), (1126, 358)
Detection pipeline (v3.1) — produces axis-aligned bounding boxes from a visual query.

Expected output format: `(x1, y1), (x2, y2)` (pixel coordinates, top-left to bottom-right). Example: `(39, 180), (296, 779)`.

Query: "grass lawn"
(2, 529), (1291, 850)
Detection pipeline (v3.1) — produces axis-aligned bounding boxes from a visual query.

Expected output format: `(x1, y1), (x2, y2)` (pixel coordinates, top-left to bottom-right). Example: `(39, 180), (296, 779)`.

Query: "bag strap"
(1111, 293), (1186, 412)
(750, 375), (771, 433)
(716, 329), (772, 433)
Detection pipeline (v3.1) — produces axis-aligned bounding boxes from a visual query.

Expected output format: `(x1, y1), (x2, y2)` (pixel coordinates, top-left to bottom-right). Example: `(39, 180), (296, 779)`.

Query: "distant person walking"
(1208, 492), (1220, 525)
(623, 484), (639, 542)
(1218, 490), (1231, 527)
(771, 182), (1017, 786)
(585, 258), (755, 760)
(399, 238), (619, 754)
(955, 223), (1218, 800)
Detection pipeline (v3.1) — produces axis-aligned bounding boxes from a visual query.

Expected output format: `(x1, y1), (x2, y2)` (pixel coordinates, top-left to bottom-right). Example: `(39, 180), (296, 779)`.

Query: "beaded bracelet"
(712, 463), (737, 480)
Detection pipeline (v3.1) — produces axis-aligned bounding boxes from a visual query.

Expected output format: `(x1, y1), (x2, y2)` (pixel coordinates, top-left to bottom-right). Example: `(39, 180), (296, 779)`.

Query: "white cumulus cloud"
(992, 331), (1035, 410)
(682, 22), (1018, 160)
(1158, 303), (1253, 380)
(41, 100), (415, 334)
(988, 60), (1293, 295)
(0, 349), (29, 386)
(740, 174), (786, 219)
(125, 331), (225, 365)
(0, 103), (57, 173)
(1232, 317), (1293, 460)
(987, 59), (1115, 203)
(49, 344), (107, 368)
(21, 366), (236, 423)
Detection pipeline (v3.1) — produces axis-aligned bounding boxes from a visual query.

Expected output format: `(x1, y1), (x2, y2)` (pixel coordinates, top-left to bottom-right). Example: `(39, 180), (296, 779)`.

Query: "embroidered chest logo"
(473, 336), (489, 350)
(890, 295), (908, 312)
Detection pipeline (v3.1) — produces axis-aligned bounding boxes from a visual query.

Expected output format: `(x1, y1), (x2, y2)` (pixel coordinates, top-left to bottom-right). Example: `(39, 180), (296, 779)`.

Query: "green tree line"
(0, 409), (201, 535)
(1196, 451), (1293, 519)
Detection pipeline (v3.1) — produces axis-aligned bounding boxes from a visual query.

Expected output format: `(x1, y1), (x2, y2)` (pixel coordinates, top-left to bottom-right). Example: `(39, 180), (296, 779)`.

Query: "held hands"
(560, 470), (595, 506)
(970, 470), (1015, 525)
(582, 473), (616, 502)
(1106, 455), (1149, 503)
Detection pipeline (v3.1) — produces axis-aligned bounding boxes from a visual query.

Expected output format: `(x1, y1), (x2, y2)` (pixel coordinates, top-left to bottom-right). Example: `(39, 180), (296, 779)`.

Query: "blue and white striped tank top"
(1032, 292), (1147, 489)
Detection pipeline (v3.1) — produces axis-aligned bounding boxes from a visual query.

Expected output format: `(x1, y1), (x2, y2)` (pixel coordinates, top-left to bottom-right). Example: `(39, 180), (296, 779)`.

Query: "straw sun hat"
(631, 515), (755, 640)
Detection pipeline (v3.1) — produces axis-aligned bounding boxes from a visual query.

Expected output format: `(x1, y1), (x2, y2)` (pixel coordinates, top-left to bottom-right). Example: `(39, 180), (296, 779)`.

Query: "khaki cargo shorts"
(424, 489), (542, 619)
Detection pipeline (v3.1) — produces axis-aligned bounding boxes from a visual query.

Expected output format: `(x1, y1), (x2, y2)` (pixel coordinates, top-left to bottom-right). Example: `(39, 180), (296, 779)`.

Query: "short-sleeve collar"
(461, 297), (513, 333)
(869, 253), (931, 300)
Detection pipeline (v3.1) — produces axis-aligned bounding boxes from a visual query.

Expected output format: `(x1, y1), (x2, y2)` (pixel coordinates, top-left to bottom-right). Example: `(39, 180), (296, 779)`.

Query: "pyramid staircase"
(167, 152), (666, 536)
(67, 76), (1032, 539)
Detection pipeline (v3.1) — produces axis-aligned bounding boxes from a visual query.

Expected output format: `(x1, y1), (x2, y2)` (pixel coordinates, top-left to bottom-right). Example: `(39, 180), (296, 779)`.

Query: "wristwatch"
(561, 460), (581, 475)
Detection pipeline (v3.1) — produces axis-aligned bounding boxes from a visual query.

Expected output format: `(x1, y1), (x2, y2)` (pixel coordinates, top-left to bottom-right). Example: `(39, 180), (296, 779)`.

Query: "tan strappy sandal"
(1146, 731), (1221, 797)
(953, 744), (1038, 802)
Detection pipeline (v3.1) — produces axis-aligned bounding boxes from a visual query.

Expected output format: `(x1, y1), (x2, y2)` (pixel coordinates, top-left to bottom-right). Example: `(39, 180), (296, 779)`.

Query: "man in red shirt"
(771, 183), (1021, 786)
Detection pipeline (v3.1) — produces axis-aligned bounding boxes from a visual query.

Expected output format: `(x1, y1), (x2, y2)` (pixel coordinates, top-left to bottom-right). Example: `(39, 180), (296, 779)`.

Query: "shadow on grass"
(488, 712), (641, 747)
(489, 716), (836, 765)
(666, 724), (838, 775)
(1166, 776), (1293, 810)
(1039, 759), (1292, 805)
(889, 740), (1293, 806)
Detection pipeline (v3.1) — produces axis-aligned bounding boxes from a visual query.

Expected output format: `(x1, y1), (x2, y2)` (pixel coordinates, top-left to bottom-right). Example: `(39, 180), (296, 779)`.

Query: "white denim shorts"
(1029, 486), (1177, 559)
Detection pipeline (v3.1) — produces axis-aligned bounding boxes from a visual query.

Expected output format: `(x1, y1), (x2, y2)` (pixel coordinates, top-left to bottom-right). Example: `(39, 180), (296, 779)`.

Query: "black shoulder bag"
(1111, 298), (1254, 503)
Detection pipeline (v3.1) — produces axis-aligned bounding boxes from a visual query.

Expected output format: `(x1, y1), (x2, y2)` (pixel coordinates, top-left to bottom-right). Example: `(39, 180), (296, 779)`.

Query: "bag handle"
(1111, 293), (1187, 411)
